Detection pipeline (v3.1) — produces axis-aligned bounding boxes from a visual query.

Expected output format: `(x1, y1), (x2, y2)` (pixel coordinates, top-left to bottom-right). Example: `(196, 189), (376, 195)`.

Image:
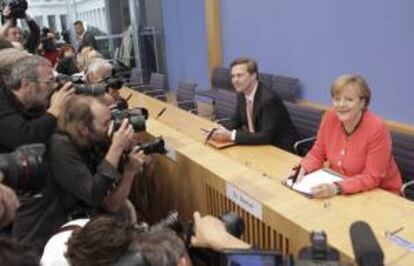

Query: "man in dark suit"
(74, 20), (98, 52)
(211, 57), (298, 152)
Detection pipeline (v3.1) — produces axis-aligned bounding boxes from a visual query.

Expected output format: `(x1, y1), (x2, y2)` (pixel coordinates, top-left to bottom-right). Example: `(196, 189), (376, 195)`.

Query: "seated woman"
(294, 74), (402, 198)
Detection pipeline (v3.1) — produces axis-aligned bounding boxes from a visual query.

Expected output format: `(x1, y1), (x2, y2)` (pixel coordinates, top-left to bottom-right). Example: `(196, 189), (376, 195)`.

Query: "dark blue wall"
(161, 0), (210, 92)
(162, 0), (414, 124)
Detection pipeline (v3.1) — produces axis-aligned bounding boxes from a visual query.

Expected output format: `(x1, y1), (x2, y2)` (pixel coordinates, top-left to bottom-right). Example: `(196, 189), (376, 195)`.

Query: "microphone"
(350, 221), (384, 266)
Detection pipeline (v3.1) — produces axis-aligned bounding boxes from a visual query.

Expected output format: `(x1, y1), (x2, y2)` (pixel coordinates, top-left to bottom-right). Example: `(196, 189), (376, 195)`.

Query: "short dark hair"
(0, 238), (40, 266)
(74, 20), (84, 27)
(230, 57), (259, 78)
(66, 216), (139, 266)
(132, 229), (186, 266)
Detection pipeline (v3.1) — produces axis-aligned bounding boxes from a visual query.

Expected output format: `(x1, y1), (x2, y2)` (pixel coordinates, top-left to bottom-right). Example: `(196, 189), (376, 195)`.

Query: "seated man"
(0, 55), (73, 153)
(211, 57), (299, 152)
(13, 95), (146, 252)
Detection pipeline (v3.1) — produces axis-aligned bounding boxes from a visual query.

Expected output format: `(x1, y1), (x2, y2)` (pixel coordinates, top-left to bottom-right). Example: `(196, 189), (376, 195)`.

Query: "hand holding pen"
(282, 164), (306, 187)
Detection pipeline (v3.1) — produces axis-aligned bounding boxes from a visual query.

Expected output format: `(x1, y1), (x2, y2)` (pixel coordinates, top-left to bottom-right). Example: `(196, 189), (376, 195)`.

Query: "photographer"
(0, 55), (73, 152)
(13, 95), (146, 252)
(86, 58), (127, 108)
(0, 3), (40, 54)
(43, 212), (250, 266)
(39, 32), (60, 66)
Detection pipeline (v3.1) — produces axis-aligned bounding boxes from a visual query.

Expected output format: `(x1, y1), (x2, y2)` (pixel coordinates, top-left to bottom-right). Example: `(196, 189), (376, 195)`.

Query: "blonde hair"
(76, 47), (103, 72)
(331, 74), (371, 108)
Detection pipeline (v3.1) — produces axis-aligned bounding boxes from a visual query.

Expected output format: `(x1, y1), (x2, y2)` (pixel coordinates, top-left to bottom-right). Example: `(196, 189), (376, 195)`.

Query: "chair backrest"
(214, 89), (237, 121)
(176, 81), (197, 111)
(285, 102), (324, 155)
(211, 67), (232, 91)
(391, 130), (414, 199)
(271, 75), (300, 102)
(149, 72), (167, 91)
(130, 67), (143, 85)
(176, 81), (197, 102)
(258, 73), (273, 89)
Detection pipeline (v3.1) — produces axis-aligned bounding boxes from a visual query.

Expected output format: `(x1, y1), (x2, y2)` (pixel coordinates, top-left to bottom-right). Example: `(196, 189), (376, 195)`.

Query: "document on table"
(285, 169), (343, 197)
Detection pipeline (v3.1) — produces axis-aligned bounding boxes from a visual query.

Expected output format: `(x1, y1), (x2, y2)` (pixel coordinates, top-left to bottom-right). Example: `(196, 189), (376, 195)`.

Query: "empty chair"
(213, 89), (237, 128)
(134, 72), (168, 101)
(124, 67), (144, 89)
(197, 66), (232, 99)
(258, 73), (273, 89)
(390, 130), (414, 200)
(176, 80), (198, 114)
(284, 102), (324, 156)
(271, 75), (300, 102)
(212, 66), (232, 90)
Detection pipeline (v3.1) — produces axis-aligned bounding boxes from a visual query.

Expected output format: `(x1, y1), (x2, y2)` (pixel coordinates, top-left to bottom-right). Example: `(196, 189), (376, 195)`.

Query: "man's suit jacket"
(228, 82), (299, 152)
(78, 31), (98, 51)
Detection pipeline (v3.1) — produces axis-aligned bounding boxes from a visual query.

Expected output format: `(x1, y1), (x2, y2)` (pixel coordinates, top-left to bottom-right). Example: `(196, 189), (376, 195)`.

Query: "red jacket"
(301, 109), (402, 194)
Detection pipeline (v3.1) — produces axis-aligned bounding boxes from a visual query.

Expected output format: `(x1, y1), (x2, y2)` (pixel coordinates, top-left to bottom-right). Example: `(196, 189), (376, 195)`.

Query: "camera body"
(137, 137), (166, 155)
(112, 108), (148, 133)
(0, 144), (46, 194)
(1, 0), (27, 19)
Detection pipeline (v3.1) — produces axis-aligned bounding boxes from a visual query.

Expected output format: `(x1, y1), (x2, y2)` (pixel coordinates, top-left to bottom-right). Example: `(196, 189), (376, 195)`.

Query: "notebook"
(285, 168), (343, 197)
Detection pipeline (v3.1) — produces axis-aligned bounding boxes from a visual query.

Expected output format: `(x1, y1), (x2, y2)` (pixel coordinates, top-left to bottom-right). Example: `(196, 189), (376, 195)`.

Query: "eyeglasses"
(34, 77), (56, 88)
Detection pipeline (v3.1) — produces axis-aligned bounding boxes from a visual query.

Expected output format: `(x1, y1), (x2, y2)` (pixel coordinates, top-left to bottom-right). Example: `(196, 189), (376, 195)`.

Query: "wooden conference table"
(121, 88), (414, 265)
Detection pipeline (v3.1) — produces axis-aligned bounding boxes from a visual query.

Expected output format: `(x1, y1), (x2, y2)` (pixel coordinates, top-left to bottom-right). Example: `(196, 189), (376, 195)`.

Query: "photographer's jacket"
(0, 86), (57, 152)
(13, 132), (122, 252)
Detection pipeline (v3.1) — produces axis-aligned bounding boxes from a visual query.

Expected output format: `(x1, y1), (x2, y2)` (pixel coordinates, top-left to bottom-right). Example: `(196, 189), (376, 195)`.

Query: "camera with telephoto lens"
(135, 137), (166, 155)
(105, 77), (123, 90)
(112, 108), (148, 133)
(0, 144), (47, 194)
(55, 74), (107, 96)
(0, 0), (27, 19)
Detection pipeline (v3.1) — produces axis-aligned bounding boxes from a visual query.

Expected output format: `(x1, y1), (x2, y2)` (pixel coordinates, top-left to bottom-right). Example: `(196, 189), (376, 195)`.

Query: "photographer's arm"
(102, 151), (145, 214)
(23, 13), (40, 54)
(0, 6), (12, 38)
(0, 183), (20, 227)
(191, 212), (251, 251)
(0, 20), (13, 38)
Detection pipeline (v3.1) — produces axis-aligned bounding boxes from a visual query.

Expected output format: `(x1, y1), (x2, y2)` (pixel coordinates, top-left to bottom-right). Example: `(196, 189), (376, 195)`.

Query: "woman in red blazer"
(296, 74), (402, 198)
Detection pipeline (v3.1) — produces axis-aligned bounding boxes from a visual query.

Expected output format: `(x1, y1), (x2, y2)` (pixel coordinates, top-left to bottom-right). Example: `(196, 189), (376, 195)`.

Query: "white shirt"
(231, 82), (258, 140)
(41, 219), (89, 266)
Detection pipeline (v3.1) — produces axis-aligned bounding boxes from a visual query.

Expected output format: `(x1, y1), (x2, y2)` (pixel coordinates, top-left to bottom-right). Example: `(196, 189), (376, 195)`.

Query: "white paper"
(285, 169), (342, 195)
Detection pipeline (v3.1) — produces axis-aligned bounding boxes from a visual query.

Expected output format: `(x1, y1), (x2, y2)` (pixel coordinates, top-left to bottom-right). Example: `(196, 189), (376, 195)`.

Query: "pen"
(125, 93), (133, 101)
(156, 107), (167, 119)
(200, 127), (210, 133)
(289, 165), (301, 188)
(204, 128), (217, 145)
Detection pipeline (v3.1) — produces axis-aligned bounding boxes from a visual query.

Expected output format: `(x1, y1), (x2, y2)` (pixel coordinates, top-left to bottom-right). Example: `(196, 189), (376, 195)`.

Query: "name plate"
(226, 182), (263, 220)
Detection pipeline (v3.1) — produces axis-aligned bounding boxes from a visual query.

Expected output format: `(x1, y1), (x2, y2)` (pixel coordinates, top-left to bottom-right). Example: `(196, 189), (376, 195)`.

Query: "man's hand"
(211, 127), (232, 142)
(47, 82), (75, 118)
(105, 119), (135, 168)
(0, 184), (20, 227)
(2, 5), (12, 20)
(191, 211), (251, 251)
(111, 119), (135, 152)
(124, 150), (146, 176)
(191, 211), (227, 249)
